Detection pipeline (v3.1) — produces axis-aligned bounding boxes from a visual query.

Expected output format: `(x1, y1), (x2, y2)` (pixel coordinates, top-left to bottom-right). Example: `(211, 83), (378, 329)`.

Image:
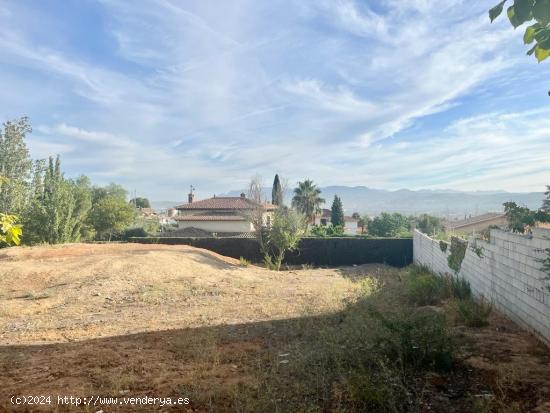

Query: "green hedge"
(129, 236), (412, 267)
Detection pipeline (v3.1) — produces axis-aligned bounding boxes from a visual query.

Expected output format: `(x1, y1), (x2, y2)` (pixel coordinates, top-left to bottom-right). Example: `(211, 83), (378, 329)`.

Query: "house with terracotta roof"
(444, 212), (506, 234)
(173, 189), (277, 235)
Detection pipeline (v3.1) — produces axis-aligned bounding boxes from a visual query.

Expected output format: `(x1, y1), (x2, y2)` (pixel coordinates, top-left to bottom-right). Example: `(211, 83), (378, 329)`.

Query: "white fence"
(413, 228), (550, 345)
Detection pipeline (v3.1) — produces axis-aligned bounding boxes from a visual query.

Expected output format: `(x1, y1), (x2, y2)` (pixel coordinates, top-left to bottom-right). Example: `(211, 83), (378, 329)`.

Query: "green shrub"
(239, 257), (250, 267)
(406, 267), (447, 305)
(456, 297), (492, 327)
(407, 264), (433, 278)
(447, 276), (472, 300)
(370, 307), (455, 371)
(119, 227), (148, 240)
(407, 274), (446, 305)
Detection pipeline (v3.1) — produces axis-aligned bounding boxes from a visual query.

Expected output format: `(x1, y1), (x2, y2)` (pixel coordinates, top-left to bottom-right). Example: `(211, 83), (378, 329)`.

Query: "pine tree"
(272, 174), (283, 206)
(331, 195), (345, 227)
(0, 117), (33, 214)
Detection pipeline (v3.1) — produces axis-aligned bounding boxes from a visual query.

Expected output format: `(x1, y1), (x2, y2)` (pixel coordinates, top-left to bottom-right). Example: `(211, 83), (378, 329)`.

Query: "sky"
(0, 0), (549, 201)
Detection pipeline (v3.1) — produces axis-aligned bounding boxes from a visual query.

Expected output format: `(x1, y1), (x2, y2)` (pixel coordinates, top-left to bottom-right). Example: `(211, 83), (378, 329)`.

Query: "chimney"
(188, 185), (195, 204)
(240, 192), (246, 199)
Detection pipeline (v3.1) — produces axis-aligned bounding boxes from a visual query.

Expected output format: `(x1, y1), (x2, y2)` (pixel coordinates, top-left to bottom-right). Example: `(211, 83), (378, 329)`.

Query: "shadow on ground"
(1, 273), (549, 413)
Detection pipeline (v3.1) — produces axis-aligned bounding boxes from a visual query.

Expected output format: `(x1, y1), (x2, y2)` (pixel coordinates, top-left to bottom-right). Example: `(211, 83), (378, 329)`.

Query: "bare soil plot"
(0, 243), (548, 412)
(0, 243), (359, 344)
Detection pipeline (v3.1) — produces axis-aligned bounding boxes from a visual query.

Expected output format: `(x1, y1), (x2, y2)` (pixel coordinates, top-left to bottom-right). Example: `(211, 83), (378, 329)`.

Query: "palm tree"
(292, 179), (324, 224)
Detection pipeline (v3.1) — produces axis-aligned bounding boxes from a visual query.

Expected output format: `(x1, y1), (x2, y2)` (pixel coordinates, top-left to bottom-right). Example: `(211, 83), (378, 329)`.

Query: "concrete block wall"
(413, 228), (550, 345)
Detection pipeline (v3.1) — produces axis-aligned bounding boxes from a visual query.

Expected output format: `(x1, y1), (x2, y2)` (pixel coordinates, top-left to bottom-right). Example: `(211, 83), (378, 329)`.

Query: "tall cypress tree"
(272, 174), (283, 206)
(331, 195), (345, 227)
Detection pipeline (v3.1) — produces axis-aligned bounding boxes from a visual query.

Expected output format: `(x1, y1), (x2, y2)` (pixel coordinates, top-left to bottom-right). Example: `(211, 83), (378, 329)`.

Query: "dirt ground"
(0, 243), (549, 412)
(0, 243), (359, 345)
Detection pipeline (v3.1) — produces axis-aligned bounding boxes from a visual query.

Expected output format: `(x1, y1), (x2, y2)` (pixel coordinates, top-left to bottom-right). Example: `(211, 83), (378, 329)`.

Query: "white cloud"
(283, 79), (375, 114)
(0, 0), (546, 199)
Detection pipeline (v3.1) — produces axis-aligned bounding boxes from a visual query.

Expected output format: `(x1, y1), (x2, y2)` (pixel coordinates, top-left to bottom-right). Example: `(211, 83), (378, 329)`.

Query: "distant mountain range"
(151, 186), (545, 218)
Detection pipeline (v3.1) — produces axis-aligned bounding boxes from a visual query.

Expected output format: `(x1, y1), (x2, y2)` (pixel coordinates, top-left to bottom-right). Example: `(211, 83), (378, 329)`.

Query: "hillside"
(219, 186), (545, 216)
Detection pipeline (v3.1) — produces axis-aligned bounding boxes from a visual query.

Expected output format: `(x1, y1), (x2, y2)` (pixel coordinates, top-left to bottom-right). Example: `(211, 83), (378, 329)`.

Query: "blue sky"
(0, 0), (549, 200)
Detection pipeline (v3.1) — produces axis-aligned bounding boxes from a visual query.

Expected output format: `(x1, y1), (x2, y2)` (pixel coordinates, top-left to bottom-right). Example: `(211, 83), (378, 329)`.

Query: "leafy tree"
(503, 201), (537, 232)
(310, 223), (344, 237)
(415, 214), (443, 235)
(0, 213), (21, 247)
(489, 0), (550, 62)
(368, 212), (410, 237)
(89, 193), (136, 241)
(129, 197), (151, 208)
(351, 212), (360, 219)
(71, 176), (94, 240)
(330, 195), (345, 227)
(358, 215), (371, 234)
(92, 183), (128, 204)
(0, 176), (22, 247)
(23, 156), (92, 244)
(263, 208), (306, 270)
(291, 179), (324, 224)
(271, 174), (283, 206)
(503, 200), (549, 232)
(0, 117), (33, 214)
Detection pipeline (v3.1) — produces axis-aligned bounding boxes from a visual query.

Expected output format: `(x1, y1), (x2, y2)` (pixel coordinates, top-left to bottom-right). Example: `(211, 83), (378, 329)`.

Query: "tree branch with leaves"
(0, 176), (22, 247)
(490, 0), (550, 62)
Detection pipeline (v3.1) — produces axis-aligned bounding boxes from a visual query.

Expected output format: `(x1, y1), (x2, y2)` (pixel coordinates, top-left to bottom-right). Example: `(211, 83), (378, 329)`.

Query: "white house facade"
(314, 208), (360, 235)
(173, 191), (276, 235)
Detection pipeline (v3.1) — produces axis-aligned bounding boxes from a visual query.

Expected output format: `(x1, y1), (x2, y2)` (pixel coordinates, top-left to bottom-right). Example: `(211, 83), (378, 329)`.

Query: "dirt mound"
(0, 242), (241, 265)
(0, 243), (362, 345)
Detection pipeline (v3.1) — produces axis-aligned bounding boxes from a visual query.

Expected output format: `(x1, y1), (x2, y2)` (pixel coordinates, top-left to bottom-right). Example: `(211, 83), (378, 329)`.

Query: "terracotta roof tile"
(174, 215), (246, 222)
(175, 197), (277, 211)
(445, 212), (505, 230)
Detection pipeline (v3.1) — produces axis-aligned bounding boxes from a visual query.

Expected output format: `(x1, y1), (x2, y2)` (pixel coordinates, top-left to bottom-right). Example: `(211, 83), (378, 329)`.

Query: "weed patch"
(405, 266), (447, 305)
(455, 297), (492, 327)
(448, 275), (472, 300)
(369, 307), (455, 372)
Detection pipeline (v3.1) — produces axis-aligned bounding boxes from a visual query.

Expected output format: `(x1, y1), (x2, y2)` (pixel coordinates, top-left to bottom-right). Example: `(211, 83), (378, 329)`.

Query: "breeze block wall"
(129, 237), (413, 267)
(413, 228), (550, 345)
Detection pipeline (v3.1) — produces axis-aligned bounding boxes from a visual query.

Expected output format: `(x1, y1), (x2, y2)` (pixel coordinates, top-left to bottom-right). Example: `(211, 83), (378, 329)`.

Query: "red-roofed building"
(173, 189), (277, 234)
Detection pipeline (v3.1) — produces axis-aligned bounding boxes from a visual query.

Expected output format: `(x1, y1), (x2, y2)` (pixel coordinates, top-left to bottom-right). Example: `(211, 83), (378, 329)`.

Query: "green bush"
(119, 227), (148, 240)
(456, 297), (492, 327)
(370, 307), (455, 371)
(309, 224), (344, 237)
(406, 266), (447, 305)
(448, 276), (471, 300)
(407, 264), (433, 278)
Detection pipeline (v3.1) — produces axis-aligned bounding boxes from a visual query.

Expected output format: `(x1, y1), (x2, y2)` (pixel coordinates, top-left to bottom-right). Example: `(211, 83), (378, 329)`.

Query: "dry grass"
(0, 245), (549, 412)
(0, 243), (361, 344)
